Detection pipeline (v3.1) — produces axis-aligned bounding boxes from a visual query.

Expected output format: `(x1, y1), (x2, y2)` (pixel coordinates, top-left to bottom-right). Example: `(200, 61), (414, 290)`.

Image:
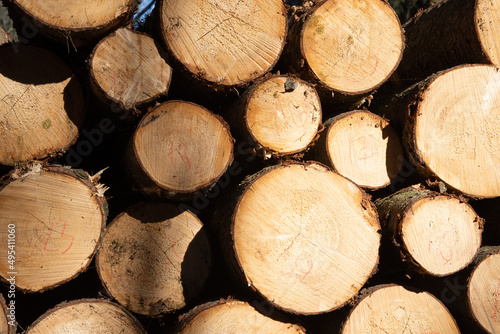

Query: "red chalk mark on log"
(170, 237), (184, 260)
(345, 55), (379, 83)
(493, 279), (500, 322)
(43, 219), (74, 254)
(168, 141), (192, 170)
(281, 253), (313, 279)
(350, 134), (375, 161)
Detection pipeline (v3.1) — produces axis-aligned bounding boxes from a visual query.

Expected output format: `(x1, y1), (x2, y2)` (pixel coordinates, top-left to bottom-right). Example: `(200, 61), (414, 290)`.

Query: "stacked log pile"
(0, 0), (498, 333)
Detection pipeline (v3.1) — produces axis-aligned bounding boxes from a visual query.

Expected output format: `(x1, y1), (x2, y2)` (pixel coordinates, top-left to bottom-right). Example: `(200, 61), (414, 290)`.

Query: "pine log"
(376, 184), (483, 276)
(395, 0), (500, 88)
(89, 27), (173, 111)
(342, 284), (460, 333)
(174, 299), (307, 333)
(0, 163), (107, 292)
(3, 0), (136, 46)
(129, 100), (234, 198)
(159, 0), (287, 87)
(313, 109), (403, 190)
(467, 246), (500, 333)
(26, 299), (145, 333)
(0, 45), (85, 166)
(228, 74), (322, 158)
(284, 0), (403, 106)
(215, 161), (381, 315)
(96, 202), (211, 316)
(376, 64), (500, 198)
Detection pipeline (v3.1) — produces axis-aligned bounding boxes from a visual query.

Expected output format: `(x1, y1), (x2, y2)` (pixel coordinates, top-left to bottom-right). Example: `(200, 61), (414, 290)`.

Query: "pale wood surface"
(342, 285), (460, 333)
(233, 162), (380, 314)
(160, 0), (287, 86)
(26, 299), (145, 333)
(244, 75), (321, 155)
(301, 0), (403, 94)
(90, 28), (172, 109)
(0, 45), (84, 166)
(133, 100), (233, 194)
(97, 202), (211, 316)
(176, 299), (306, 333)
(0, 164), (106, 292)
(316, 110), (403, 189)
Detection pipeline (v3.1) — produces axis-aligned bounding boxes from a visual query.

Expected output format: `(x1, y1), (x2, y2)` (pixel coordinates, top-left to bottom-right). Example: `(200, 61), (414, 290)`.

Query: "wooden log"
(174, 299), (307, 333)
(283, 0), (403, 108)
(89, 27), (173, 111)
(159, 0), (287, 87)
(0, 45), (85, 166)
(129, 100), (234, 199)
(313, 109), (403, 190)
(26, 299), (145, 333)
(0, 294), (14, 334)
(394, 0), (500, 88)
(467, 246), (500, 333)
(376, 64), (500, 198)
(215, 161), (381, 315)
(3, 0), (136, 46)
(376, 184), (483, 276)
(342, 284), (460, 333)
(96, 202), (211, 316)
(0, 162), (107, 292)
(228, 74), (322, 158)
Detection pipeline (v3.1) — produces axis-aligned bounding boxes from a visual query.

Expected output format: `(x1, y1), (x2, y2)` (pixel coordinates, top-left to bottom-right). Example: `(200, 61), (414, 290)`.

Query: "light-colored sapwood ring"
(26, 299), (145, 333)
(133, 100), (234, 194)
(96, 202), (211, 316)
(90, 28), (173, 110)
(301, 0), (403, 94)
(160, 0), (287, 86)
(342, 285), (460, 333)
(232, 162), (380, 315)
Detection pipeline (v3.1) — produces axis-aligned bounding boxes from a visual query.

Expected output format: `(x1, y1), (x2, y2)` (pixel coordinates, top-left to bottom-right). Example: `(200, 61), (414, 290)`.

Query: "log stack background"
(0, 0), (499, 333)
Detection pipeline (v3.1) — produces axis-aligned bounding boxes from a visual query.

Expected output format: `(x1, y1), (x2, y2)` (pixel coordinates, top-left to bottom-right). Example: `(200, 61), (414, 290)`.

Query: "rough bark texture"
(0, 162), (108, 292)
(376, 184), (483, 276)
(394, 0), (498, 89)
(25, 299), (146, 333)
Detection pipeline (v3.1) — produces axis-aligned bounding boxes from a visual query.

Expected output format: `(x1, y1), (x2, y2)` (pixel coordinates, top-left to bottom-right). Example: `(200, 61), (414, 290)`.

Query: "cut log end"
(412, 64), (500, 198)
(132, 100), (234, 195)
(176, 299), (306, 333)
(90, 28), (173, 109)
(318, 110), (403, 190)
(342, 285), (460, 333)
(468, 249), (500, 333)
(26, 299), (145, 333)
(245, 75), (321, 155)
(97, 202), (211, 316)
(476, 0), (500, 67)
(0, 164), (106, 292)
(0, 45), (84, 166)
(301, 0), (403, 94)
(233, 162), (380, 315)
(160, 0), (287, 86)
